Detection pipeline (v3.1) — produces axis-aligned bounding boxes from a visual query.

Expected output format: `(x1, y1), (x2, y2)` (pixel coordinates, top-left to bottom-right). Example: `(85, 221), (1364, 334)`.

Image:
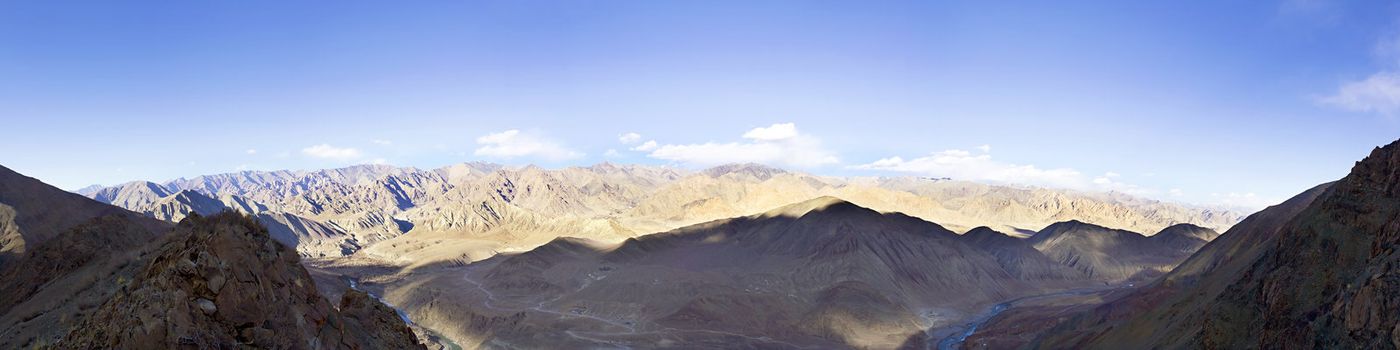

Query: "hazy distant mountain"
(80, 162), (1244, 263)
(1027, 139), (1400, 349)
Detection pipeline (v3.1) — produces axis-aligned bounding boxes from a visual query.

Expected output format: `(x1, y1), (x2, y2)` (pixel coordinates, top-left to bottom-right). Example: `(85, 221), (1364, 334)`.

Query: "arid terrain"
(8, 141), (1400, 348)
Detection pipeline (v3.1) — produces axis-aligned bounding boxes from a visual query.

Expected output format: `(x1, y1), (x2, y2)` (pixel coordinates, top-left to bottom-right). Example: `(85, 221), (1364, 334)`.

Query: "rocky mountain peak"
(1343, 139), (1400, 198)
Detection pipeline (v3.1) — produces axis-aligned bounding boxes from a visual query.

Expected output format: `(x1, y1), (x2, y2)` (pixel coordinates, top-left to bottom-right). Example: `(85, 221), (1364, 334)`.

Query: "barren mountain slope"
(391, 197), (1108, 349)
(962, 226), (1090, 283)
(0, 165), (161, 261)
(1030, 139), (1400, 349)
(1027, 220), (1200, 283)
(1024, 182), (1331, 349)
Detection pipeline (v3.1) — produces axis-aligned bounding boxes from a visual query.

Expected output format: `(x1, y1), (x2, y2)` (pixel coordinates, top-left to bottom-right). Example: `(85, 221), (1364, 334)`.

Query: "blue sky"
(3, 1), (1399, 209)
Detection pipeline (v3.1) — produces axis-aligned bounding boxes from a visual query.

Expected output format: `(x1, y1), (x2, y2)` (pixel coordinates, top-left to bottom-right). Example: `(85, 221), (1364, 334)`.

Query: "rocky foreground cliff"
(60, 212), (424, 349)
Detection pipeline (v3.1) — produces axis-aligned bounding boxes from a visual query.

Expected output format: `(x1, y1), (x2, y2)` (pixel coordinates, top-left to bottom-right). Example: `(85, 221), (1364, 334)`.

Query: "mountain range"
(76, 162), (1244, 267)
(363, 197), (1217, 348)
(11, 138), (1396, 349)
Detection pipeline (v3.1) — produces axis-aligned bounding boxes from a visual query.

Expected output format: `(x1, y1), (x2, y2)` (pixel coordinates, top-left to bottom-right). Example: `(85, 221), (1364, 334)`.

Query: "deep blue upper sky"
(3, 0), (1398, 209)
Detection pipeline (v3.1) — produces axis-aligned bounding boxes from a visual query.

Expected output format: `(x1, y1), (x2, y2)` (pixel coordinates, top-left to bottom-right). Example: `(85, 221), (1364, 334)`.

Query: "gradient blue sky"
(3, 0), (1400, 209)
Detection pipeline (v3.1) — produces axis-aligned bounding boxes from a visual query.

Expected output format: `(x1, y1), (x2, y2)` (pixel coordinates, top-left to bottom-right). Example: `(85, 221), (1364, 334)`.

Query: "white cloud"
(1319, 71), (1400, 114)
(473, 129), (583, 161)
(245, 149), (257, 155)
(1210, 192), (1279, 210)
(301, 144), (361, 160)
(372, 139), (393, 145)
(631, 140), (658, 152)
(857, 149), (1084, 189)
(977, 144), (991, 153)
(1169, 188), (1184, 197)
(645, 123), (839, 168)
(371, 158), (389, 165)
(740, 122), (799, 141)
(857, 149), (1156, 196)
(618, 132), (642, 144)
(603, 149), (621, 157)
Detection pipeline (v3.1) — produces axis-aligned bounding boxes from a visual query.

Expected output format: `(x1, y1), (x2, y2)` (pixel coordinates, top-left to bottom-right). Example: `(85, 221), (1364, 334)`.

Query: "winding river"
(934, 288), (1112, 350)
(347, 278), (464, 350)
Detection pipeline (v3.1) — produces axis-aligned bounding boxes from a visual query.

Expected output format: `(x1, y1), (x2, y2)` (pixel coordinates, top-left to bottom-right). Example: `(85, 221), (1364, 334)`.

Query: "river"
(933, 288), (1111, 350)
(347, 278), (464, 350)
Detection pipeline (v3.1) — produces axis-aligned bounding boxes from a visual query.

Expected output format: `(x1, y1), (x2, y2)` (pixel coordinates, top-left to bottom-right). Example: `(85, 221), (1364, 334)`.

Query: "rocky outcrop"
(0, 214), (160, 349)
(337, 289), (424, 349)
(61, 212), (422, 349)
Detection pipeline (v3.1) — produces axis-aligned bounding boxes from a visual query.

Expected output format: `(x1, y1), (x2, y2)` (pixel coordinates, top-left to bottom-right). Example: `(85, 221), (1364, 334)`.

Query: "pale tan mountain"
(82, 162), (1243, 265)
(88, 181), (173, 209)
(85, 183), (361, 257)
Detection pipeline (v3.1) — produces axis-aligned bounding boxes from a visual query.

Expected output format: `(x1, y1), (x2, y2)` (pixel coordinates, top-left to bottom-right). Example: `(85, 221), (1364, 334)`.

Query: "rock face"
(1030, 139), (1400, 349)
(61, 212), (423, 349)
(0, 214), (161, 349)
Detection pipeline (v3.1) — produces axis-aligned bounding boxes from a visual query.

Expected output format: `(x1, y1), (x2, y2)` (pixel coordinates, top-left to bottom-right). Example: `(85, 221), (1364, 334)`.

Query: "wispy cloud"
(1318, 71), (1400, 115)
(245, 149), (258, 155)
(630, 140), (658, 152)
(1318, 26), (1400, 115)
(618, 132), (642, 144)
(1210, 192), (1279, 210)
(473, 129), (583, 161)
(301, 144), (361, 160)
(856, 148), (1156, 195)
(371, 139), (393, 145)
(856, 149), (1083, 188)
(645, 123), (839, 168)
